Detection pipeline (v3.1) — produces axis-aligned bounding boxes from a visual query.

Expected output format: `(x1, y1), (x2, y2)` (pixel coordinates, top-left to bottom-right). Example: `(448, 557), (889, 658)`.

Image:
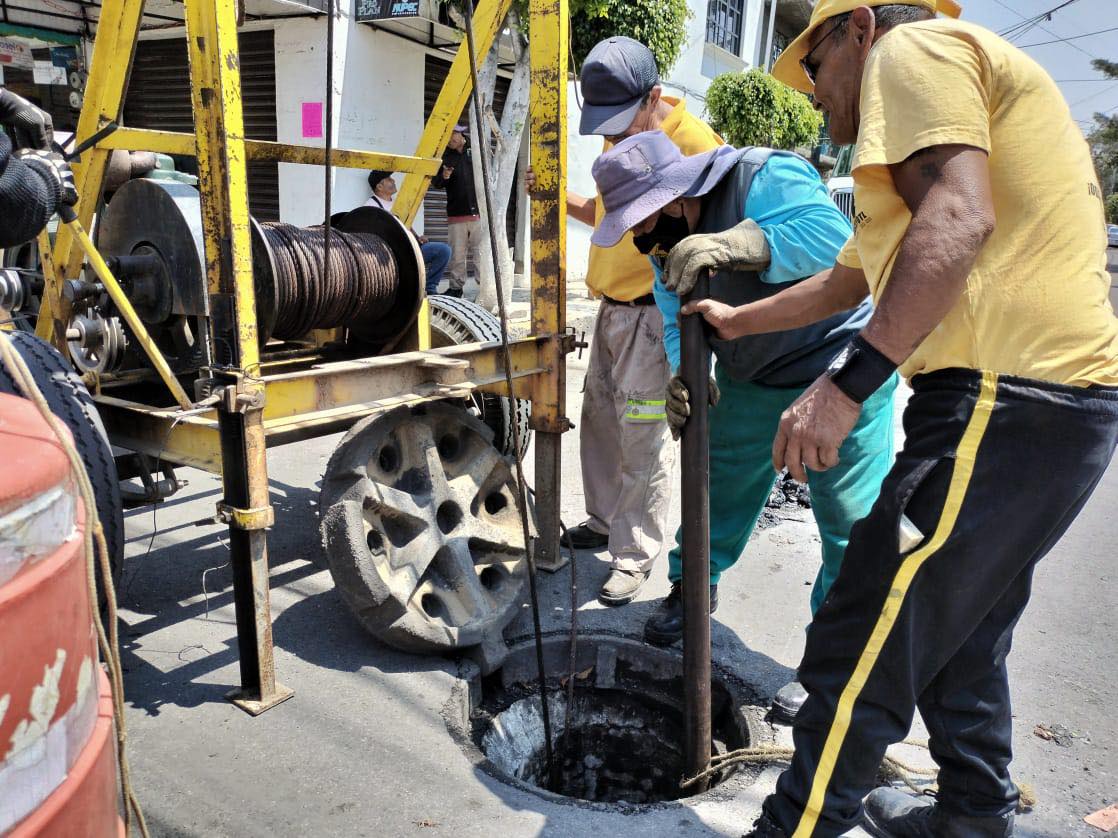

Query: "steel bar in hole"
(680, 270), (713, 792)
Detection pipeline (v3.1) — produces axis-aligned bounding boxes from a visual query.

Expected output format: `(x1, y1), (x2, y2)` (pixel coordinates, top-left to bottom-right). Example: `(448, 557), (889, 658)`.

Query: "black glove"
(0, 89), (54, 150)
(15, 149), (78, 208)
(666, 373), (721, 441)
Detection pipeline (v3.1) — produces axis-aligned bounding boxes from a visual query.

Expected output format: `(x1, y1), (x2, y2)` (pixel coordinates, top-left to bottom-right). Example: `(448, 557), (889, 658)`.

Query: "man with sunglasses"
(674, 2), (1118, 836)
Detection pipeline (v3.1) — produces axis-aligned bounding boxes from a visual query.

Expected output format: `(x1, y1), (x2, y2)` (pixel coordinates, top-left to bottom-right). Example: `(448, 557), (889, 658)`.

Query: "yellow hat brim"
(770, 0), (962, 94)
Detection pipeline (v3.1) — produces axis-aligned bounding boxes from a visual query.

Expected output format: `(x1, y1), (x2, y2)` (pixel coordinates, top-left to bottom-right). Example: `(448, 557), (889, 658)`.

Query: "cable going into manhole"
(462, 0), (555, 782)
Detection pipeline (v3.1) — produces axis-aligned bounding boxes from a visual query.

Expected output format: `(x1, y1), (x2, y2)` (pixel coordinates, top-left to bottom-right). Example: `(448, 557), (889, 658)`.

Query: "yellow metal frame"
(37, 0), (568, 712)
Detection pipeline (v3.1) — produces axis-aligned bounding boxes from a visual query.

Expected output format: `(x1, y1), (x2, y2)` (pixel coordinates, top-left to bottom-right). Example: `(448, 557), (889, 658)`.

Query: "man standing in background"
(433, 125), (485, 299)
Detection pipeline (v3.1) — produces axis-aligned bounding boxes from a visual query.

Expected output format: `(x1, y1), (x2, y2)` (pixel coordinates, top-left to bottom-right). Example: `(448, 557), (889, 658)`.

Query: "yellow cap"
(771, 0), (962, 93)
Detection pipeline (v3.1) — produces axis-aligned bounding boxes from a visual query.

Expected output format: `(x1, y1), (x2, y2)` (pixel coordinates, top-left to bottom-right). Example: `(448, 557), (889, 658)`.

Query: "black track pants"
(764, 369), (1118, 837)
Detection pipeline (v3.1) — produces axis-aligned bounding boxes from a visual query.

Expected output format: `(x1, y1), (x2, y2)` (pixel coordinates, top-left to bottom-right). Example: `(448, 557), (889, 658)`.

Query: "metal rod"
(680, 269), (712, 793)
(322, 0), (334, 293)
(462, 0), (556, 781)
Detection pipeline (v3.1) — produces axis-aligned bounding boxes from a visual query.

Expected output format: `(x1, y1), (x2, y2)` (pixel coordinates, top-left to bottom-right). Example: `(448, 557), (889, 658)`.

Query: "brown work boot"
(598, 568), (649, 606)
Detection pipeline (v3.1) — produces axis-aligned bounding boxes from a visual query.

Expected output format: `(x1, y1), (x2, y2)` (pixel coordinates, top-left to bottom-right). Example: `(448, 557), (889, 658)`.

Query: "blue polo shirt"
(652, 153), (856, 372)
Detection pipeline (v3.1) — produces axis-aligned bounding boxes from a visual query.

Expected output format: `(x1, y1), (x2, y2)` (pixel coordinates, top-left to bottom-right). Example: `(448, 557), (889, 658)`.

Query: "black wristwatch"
(826, 336), (897, 404)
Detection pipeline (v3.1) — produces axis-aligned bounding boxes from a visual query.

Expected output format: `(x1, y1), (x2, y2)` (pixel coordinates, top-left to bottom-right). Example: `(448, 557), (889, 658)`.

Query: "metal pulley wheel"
(320, 402), (532, 668)
(67, 310), (127, 375)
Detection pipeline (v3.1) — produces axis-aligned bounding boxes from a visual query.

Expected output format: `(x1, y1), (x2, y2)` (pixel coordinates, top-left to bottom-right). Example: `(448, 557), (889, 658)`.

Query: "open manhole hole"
(447, 634), (775, 809)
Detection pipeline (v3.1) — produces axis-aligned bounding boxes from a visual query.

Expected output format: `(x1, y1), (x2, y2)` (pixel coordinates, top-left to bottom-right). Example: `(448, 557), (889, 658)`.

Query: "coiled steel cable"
(258, 222), (400, 341)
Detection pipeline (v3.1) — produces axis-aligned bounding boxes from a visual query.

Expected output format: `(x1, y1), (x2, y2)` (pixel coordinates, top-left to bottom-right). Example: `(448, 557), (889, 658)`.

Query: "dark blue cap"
(579, 36), (659, 136)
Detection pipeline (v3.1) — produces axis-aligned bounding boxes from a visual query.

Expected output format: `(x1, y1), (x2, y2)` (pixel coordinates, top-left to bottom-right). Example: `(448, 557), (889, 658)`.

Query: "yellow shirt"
(838, 19), (1118, 387)
(585, 97), (723, 301)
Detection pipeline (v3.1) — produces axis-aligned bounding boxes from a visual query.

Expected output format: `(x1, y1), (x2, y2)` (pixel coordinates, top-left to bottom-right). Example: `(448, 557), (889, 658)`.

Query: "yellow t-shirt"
(837, 19), (1118, 387)
(585, 97), (723, 301)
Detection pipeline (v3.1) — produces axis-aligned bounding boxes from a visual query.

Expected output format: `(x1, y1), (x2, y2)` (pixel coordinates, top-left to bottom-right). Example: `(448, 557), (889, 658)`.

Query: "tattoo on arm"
(920, 161), (942, 181)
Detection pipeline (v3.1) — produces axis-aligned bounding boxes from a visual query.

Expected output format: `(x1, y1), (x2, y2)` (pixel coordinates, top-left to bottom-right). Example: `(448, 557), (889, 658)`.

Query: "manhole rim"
(443, 631), (780, 813)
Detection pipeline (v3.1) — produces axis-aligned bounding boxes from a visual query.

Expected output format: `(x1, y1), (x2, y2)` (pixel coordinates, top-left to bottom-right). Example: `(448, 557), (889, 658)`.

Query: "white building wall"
(564, 0), (768, 283)
(274, 15), (426, 229)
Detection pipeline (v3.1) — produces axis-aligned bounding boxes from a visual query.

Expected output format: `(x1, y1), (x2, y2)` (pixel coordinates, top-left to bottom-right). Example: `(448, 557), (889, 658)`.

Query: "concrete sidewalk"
(116, 287), (1116, 837)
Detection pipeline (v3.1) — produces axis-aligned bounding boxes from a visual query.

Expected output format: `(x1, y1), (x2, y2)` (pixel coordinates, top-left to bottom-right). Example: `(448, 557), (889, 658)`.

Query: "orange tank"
(0, 392), (124, 837)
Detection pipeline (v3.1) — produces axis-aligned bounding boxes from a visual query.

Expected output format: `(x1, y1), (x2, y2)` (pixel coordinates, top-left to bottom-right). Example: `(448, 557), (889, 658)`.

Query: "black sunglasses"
(801, 19), (842, 85)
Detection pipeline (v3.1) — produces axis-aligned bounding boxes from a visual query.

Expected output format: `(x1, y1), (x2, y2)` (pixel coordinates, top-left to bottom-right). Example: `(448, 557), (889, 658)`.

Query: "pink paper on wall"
(301, 102), (323, 139)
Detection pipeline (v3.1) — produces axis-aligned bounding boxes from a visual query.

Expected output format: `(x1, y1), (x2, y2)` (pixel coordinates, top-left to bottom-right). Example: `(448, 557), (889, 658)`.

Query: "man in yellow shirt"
(676, 2), (1118, 836)
(547, 37), (722, 605)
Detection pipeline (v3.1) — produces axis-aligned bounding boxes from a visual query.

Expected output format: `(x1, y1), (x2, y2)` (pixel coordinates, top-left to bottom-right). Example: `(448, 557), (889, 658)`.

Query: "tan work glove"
(666, 374), (721, 441)
(662, 218), (771, 297)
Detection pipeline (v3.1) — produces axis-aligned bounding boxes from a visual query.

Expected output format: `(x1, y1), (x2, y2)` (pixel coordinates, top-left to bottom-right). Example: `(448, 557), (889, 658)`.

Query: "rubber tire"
(428, 295), (531, 460)
(0, 331), (125, 600)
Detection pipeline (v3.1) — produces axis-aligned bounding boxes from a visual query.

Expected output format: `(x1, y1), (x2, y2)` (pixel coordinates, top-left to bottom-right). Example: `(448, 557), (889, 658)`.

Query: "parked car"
(1108, 224), (1118, 248)
(827, 145), (855, 223)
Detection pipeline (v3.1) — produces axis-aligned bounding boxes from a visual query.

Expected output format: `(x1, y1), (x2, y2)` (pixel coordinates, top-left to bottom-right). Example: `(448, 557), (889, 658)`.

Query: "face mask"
(632, 210), (691, 259)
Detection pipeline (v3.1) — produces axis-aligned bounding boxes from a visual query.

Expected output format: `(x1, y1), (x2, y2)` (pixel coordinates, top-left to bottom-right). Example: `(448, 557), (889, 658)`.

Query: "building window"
(706, 0), (745, 55)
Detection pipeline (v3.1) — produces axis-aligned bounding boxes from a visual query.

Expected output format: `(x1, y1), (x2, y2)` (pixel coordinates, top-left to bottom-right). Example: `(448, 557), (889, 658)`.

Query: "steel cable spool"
(253, 215), (408, 342)
(95, 181), (424, 354)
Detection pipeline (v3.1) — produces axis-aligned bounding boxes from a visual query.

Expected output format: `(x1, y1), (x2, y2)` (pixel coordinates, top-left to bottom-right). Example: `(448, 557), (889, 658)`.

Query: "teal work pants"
(667, 368), (897, 615)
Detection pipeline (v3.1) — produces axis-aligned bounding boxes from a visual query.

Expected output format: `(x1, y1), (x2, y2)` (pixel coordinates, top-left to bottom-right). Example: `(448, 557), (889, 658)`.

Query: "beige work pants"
(579, 301), (674, 573)
(446, 219), (491, 292)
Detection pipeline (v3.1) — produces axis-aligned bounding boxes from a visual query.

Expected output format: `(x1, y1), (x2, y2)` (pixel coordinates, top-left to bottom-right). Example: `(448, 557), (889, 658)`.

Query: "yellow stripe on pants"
(792, 370), (998, 838)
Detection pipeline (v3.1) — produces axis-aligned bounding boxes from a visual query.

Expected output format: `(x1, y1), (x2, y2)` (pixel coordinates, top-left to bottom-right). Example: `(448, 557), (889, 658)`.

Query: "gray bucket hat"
(590, 131), (741, 248)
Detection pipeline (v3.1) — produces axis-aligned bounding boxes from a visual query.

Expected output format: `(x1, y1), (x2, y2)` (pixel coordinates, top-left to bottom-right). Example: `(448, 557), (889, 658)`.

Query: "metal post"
(528, 0), (570, 574)
(184, 0), (291, 715)
(680, 271), (712, 791)
(763, 0), (780, 71)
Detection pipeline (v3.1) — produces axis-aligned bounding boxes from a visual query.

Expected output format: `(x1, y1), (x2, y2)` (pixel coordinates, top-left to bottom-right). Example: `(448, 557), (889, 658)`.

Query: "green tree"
(1088, 59), (1118, 194)
(704, 69), (823, 150)
(569, 0), (691, 74)
(1106, 193), (1118, 225)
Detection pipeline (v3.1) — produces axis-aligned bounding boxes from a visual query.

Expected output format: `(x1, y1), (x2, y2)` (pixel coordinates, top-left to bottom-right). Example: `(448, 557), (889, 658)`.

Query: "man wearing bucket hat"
(670, 2), (1118, 836)
(528, 36), (723, 607)
(590, 130), (896, 722)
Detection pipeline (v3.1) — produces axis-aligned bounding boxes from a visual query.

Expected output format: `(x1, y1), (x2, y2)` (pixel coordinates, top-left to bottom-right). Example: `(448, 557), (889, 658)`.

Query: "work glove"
(0, 89), (54, 150)
(666, 373), (721, 441)
(15, 149), (78, 207)
(662, 218), (771, 297)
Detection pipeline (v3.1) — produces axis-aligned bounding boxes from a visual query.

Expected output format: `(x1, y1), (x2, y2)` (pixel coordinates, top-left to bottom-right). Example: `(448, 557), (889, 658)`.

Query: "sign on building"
(355, 0), (421, 20)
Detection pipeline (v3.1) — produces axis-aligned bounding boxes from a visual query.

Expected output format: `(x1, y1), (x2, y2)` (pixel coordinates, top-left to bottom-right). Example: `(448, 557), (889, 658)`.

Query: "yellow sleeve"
(854, 24), (991, 170)
(836, 235), (861, 270)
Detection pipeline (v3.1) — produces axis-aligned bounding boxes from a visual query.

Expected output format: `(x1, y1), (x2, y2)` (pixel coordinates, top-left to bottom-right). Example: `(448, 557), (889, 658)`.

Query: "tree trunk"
(469, 17), (530, 314)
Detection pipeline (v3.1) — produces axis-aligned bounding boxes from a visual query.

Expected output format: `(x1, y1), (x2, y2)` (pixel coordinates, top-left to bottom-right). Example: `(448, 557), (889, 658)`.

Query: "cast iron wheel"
(428, 295), (531, 460)
(319, 402), (531, 663)
(0, 331), (125, 607)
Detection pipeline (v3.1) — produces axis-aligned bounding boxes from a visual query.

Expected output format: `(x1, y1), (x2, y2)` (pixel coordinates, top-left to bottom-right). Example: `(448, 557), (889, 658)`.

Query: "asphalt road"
(115, 274), (1118, 837)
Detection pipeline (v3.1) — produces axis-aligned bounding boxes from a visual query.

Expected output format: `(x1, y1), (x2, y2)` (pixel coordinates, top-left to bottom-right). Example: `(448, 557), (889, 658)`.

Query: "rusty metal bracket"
(565, 326), (588, 360)
(529, 413), (573, 434)
(217, 380), (266, 414)
(215, 501), (275, 531)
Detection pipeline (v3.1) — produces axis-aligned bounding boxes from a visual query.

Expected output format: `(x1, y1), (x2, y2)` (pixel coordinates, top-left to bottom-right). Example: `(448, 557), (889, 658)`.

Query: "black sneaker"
(642, 581), (718, 647)
(439, 288), (464, 298)
(863, 788), (1014, 837)
(771, 679), (808, 724)
(563, 522), (609, 550)
(741, 812), (788, 838)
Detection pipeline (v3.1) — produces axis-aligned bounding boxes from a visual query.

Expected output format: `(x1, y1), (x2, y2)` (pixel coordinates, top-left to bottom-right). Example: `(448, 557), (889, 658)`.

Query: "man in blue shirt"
(590, 131), (896, 720)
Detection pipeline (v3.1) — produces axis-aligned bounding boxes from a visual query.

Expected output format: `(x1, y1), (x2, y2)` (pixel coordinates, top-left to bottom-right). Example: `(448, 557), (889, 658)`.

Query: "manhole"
(446, 634), (776, 810)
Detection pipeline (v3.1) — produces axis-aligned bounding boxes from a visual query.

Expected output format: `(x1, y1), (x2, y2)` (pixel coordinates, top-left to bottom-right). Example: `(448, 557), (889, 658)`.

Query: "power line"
(1017, 24), (1118, 49)
(992, 0), (1096, 59)
(1070, 82), (1118, 108)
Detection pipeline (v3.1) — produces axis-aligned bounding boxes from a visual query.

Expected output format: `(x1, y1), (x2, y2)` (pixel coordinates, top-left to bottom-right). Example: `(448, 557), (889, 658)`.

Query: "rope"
(0, 331), (149, 837)
(679, 739), (937, 793)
